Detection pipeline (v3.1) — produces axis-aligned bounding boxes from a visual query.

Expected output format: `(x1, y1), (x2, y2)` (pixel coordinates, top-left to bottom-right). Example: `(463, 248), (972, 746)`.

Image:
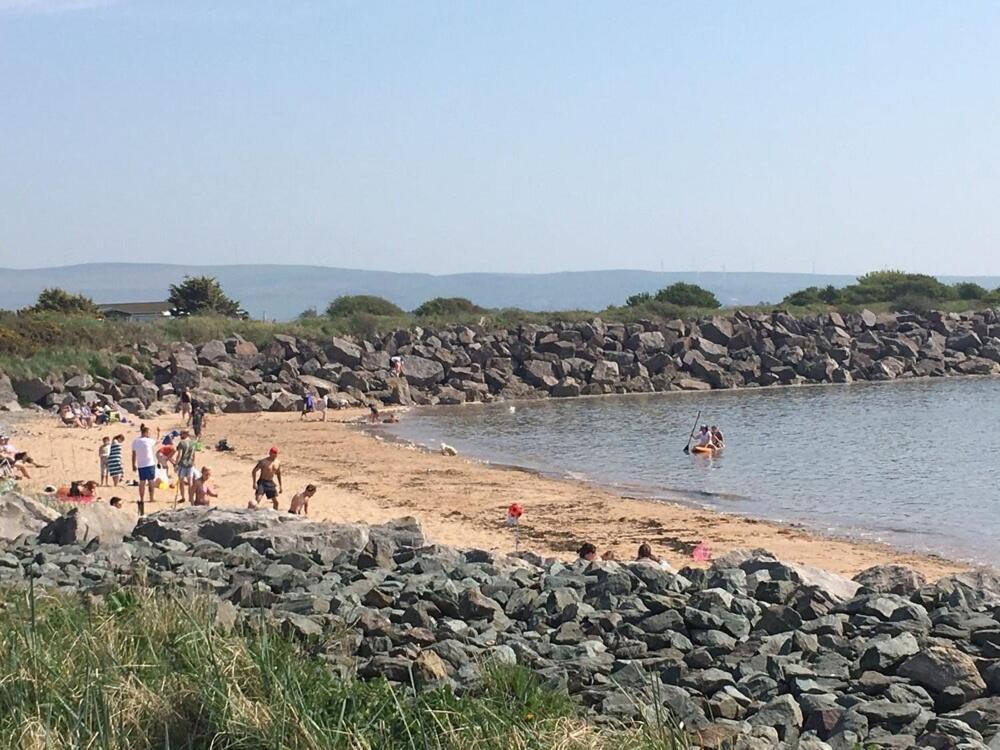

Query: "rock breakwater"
(3, 308), (1000, 415)
(4, 495), (1000, 749)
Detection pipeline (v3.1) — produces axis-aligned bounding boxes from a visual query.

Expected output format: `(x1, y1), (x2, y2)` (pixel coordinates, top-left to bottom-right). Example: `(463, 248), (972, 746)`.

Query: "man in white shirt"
(131, 424), (159, 516)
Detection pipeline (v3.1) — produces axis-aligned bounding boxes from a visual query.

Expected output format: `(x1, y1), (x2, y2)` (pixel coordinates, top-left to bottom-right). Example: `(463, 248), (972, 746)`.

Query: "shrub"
(891, 293), (934, 314)
(28, 287), (100, 316)
(624, 292), (652, 307)
(954, 282), (989, 300)
(325, 295), (405, 318)
(842, 271), (955, 304)
(413, 297), (485, 317)
(652, 282), (721, 309)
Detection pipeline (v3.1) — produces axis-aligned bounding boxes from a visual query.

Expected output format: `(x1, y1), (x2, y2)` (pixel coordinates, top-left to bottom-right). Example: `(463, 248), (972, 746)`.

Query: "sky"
(1, 1), (999, 275)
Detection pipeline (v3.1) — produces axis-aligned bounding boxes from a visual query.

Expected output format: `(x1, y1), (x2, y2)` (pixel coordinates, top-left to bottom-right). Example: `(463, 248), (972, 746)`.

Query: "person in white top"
(131, 424), (159, 516)
(695, 425), (712, 447)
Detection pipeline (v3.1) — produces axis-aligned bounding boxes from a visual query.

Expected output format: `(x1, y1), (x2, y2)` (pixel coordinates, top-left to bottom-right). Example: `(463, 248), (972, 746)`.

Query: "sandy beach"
(5, 408), (964, 580)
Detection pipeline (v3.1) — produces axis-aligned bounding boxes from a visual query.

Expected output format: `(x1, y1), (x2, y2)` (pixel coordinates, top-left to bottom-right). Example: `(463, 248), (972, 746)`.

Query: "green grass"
(0, 586), (689, 750)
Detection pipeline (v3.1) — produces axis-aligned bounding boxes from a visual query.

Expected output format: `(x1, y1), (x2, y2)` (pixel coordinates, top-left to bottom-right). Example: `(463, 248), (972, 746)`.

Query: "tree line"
(781, 270), (1000, 311)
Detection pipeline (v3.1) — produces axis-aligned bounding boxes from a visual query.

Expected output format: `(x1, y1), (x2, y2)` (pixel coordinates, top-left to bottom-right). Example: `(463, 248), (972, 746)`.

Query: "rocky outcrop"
(2, 512), (1000, 749)
(0, 492), (59, 540)
(11, 308), (1000, 415)
(37, 503), (134, 546)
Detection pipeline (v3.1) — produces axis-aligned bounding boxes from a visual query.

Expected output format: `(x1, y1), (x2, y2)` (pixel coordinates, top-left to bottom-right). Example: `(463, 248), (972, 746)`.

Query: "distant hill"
(1, 264), (997, 321)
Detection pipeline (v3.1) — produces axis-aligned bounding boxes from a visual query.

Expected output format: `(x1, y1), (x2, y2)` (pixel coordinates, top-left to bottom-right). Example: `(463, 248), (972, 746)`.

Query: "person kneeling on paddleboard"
(710, 425), (725, 450)
(695, 426), (713, 448)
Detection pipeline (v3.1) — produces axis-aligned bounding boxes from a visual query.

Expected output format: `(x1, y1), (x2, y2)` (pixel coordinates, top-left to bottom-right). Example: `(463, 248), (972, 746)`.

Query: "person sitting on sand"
(250, 447), (282, 509)
(109, 496), (123, 509)
(636, 542), (675, 571)
(601, 550), (616, 561)
(578, 542), (597, 562)
(59, 404), (81, 428)
(192, 467), (218, 506)
(288, 484), (316, 515)
(710, 425), (725, 449)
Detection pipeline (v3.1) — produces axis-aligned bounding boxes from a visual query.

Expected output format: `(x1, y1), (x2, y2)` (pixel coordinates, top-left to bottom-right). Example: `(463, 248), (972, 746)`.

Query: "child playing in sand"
(191, 467), (217, 506)
(288, 484), (316, 515)
(99, 436), (111, 485)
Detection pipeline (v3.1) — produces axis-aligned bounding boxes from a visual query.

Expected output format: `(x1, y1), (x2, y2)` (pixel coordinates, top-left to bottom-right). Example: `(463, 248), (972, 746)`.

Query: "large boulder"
(0, 492), (60, 540)
(12, 376), (52, 404)
(37, 503), (135, 546)
(198, 339), (229, 365)
(327, 337), (363, 367)
(853, 564), (927, 596)
(169, 352), (201, 391)
(898, 646), (987, 701)
(404, 356), (446, 388)
(0, 373), (19, 410)
(111, 363), (146, 387)
(132, 507), (424, 556)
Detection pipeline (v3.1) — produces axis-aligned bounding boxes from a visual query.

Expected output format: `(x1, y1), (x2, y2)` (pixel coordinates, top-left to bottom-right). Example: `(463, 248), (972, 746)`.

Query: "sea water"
(386, 377), (1000, 565)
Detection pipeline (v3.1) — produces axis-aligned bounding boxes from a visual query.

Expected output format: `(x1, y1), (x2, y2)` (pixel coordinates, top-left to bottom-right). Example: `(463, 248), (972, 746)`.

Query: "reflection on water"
(387, 378), (1000, 564)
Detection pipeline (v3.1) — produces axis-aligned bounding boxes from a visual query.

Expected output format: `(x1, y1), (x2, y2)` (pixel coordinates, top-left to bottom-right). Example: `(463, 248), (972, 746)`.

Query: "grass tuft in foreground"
(0, 585), (689, 750)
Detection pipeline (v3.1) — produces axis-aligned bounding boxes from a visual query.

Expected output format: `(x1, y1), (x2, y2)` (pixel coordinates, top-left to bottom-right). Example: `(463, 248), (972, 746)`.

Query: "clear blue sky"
(2, 0), (999, 275)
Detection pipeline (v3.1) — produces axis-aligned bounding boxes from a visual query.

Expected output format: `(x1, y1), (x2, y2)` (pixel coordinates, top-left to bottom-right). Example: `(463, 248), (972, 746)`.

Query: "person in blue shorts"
(131, 424), (159, 516)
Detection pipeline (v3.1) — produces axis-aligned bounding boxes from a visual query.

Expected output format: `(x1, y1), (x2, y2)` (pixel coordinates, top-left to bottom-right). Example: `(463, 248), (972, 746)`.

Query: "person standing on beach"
(107, 434), (125, 486)
(172, 428), (197, 504)
(250, 447), (282, 509)
(98, 436), (111, 485)
(178, 388), (192, 425)
(191, 399), (207, 439)
(131, 424), (158, 516)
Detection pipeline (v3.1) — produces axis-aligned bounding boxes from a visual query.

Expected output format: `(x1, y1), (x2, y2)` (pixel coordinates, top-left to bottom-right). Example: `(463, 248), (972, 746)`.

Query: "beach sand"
(8, 409), (964, 580)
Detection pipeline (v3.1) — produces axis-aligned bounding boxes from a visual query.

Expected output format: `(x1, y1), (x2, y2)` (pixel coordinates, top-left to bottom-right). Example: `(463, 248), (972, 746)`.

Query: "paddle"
(682, 409), (702, 454)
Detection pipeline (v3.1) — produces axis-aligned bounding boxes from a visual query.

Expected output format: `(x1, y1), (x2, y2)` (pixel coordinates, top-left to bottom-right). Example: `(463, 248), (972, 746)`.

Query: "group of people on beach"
(59, 401), (122, 429)
(90, 422), (317, 517)
(577, 541), (671, 569)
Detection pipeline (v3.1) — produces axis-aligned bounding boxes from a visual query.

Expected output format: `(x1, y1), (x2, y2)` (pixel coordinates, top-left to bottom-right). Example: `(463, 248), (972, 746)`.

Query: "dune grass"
(0, 585), (689, 750)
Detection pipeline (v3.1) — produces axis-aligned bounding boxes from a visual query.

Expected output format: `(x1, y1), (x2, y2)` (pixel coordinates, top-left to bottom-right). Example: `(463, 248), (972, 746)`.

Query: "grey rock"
(898, 645), (987, 701)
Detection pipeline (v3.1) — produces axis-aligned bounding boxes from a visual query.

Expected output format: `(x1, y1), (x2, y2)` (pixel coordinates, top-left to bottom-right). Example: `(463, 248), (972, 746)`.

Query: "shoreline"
(4, 409), (969, 581)
(367, 413), (973, 570)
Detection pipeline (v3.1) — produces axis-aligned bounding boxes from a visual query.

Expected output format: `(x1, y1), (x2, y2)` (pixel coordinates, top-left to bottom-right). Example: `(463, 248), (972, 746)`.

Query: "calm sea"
(385, 377), (1000, 565)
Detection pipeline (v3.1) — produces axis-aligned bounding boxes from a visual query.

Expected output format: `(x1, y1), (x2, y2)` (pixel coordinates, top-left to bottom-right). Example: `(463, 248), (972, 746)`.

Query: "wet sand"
(7, 409), (965, 580)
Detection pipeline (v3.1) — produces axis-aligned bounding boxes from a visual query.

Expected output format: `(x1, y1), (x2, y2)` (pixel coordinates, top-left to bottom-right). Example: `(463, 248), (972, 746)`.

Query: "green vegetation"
(782, 270), (1000, 310)
(169, 275), (247, 318)
(0, 586), (687, 750)
(28, 287), (100, 316)
(413, 297), (486, 318)
(626, 283), (721, 310)
(325, 295), (405, 318)
(1, 270), (998, 380)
